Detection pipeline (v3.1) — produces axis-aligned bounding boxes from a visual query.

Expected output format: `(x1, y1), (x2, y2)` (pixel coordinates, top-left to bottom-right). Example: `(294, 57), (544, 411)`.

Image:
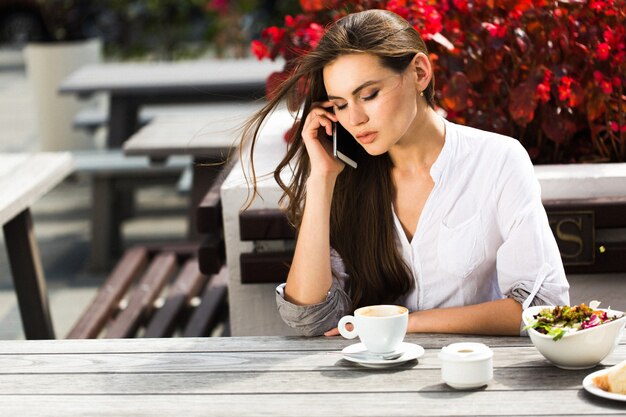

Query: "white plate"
(583, 369), (626, 402)
(341, 342), (424, 368)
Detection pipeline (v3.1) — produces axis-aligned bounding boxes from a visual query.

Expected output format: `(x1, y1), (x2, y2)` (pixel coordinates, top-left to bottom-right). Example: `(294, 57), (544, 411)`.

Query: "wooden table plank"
(0, 346), (623, 374)
(122, 103), (264, 160)
(1, 391), (624, 417)
(0, 334), (538, 354)
(0, 366), (614, 394)
(59, 59), (284, 96)
(0, 153), (74, 225)
(1, 331), (624, 354)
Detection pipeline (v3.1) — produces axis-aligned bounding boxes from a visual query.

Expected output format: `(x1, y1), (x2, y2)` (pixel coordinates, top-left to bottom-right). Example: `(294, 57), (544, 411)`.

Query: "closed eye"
(362, 90), (379, 101)
(333, 90), (379, 111)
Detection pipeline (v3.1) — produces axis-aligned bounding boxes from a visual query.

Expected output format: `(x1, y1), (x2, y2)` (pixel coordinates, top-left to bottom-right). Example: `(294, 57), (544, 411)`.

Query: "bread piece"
(593, 359), (626, 394)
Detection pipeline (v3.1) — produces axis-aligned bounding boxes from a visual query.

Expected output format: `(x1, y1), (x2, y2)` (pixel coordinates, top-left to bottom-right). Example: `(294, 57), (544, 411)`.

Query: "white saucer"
(341, 342), (424, 368)
(583, 369), (626, 402)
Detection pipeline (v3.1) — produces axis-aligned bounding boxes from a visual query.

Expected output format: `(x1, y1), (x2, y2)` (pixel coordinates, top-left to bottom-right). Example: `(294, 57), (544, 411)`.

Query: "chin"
(362, 143), (388, 157)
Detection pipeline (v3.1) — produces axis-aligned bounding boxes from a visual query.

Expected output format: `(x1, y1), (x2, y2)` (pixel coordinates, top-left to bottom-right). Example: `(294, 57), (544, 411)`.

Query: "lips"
(356, 131), (377, 144)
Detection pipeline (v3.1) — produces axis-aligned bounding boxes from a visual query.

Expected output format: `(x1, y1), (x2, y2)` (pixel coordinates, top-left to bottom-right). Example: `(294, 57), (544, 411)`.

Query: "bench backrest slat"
(183, 266), (228, 337)
(105, 252), (177, 338)
(239, 209), (294, 241)
(143, 259), (206, 338)
(66, 247), (149, 339)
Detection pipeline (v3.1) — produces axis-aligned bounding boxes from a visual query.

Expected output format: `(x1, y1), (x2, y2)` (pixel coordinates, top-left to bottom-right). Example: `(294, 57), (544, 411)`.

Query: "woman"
(240, 9), (569, 337)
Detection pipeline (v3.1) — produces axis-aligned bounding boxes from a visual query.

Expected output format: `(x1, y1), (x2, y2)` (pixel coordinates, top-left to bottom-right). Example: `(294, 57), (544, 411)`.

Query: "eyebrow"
(327, 80), (381, 100)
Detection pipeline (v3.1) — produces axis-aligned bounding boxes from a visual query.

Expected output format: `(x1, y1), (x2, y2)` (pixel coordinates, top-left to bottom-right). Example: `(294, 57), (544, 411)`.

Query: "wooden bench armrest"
(197, 157), (238, 234)
(198, 234), (224, 276)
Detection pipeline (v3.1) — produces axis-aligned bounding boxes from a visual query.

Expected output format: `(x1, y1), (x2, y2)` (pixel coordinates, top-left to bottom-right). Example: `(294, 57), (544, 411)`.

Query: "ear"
(410, 52), (432, 93)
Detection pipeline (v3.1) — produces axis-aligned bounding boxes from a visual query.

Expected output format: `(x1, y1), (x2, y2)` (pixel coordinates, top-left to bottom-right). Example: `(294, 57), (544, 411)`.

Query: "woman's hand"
(324, 327), (340, 337)
(323, 323), (352, 337)
(301, 101), (345, 178)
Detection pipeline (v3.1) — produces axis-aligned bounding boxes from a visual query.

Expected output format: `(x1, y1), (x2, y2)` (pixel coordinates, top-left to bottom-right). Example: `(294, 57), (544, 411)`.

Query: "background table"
(59, 58), (284, 147)
(0, 152), (74, 339)
(123, 102), (265, 237)
(0, 333), (624, 416)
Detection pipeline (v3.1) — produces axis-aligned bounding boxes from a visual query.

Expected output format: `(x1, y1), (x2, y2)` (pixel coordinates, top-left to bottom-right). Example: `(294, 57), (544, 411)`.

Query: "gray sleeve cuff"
(508, 285), (550, 337)
(275, 279), (351, 337)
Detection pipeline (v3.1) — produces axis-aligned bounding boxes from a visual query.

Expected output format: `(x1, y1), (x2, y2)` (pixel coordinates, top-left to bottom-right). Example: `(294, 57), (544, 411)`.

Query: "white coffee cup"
(337, 305), (409, 354)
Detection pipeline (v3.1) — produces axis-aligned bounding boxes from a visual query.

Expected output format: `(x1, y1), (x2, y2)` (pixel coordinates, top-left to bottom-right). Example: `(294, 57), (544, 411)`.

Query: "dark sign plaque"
(547, 211), (595, 266)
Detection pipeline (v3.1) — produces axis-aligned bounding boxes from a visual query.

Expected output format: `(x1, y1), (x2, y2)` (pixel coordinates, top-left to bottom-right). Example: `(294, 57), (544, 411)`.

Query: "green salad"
(524, 302), (623, 341)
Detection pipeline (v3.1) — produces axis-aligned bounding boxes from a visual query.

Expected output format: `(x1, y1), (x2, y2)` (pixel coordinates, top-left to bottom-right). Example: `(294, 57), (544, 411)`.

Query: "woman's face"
(323, 53), (421, 156)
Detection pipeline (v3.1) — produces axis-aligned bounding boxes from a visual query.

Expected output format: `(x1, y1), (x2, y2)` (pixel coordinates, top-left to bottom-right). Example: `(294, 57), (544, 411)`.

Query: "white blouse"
(276, 119), (570, 336)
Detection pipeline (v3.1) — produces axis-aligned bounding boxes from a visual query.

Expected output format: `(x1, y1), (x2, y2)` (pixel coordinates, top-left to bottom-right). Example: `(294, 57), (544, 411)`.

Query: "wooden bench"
(71, 149), (192, 270)
(543, 196), (626, 274)
(237, 198), (626, 284)
(238, 209), (295, 284)
(67, 163), (231, 339)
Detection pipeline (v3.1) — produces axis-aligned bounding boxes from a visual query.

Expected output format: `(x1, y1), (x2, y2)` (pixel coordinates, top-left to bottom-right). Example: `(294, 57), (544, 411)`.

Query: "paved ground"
(0, 49), (623, 340)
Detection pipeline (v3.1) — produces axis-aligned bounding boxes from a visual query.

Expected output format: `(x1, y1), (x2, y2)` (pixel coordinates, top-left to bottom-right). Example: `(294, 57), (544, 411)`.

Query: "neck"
(387, 106), (445, 174)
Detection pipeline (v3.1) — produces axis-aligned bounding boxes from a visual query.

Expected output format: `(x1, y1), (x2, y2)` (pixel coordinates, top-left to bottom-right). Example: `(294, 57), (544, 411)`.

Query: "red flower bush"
(252, 0), (626, 163)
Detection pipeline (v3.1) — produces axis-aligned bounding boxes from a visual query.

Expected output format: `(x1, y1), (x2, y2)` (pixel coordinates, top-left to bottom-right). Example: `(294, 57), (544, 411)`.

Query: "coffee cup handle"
(338, 315), (358, 339)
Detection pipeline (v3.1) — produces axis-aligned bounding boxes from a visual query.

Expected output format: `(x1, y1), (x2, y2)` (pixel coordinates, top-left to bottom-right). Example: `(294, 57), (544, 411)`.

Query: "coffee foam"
(357, 305), (408, 317)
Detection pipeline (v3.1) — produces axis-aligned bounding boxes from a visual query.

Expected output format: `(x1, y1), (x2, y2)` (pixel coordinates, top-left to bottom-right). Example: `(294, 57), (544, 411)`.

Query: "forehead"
(323, 53), (396, 97)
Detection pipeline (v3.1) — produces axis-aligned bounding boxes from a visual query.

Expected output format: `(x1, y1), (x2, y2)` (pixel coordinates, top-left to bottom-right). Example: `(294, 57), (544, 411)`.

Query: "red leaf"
(541, 107), (577, 144)
(266, 71), (290, 101)
(586, 92), (606, 121)
(466, 59), (485, 83)
(442, 72), (470, 112)
(508, 81), (538, 127)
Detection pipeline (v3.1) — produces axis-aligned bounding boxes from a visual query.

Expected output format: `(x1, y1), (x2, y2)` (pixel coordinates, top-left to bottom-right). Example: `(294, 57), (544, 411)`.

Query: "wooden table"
(123, 102), (265, 237)
(1, 333), (624, 416)
(0, 153), (74, 339)
(59, 58), (284, 148)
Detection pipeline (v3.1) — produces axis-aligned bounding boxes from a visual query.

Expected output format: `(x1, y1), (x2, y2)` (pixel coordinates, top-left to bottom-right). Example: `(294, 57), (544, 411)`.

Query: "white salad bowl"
(522, 305), (626, 370)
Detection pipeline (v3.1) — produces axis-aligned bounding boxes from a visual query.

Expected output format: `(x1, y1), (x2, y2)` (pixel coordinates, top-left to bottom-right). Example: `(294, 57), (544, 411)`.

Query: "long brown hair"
(241, 9), (436, 310)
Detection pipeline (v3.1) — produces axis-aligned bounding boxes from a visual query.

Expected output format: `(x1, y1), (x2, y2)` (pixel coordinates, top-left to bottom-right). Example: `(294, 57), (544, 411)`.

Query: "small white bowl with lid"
(438, 342), (494, 389)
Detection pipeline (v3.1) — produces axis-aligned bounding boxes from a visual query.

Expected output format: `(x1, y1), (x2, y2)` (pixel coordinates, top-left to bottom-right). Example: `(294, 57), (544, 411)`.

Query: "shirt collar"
(429, 117), (452, 183)
(429, 118), (471, 184)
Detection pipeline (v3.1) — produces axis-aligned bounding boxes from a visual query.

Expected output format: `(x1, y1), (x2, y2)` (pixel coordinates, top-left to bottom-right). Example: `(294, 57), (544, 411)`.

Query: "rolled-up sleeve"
(494, 142), (570, 312)
(275, 248), (352, 336)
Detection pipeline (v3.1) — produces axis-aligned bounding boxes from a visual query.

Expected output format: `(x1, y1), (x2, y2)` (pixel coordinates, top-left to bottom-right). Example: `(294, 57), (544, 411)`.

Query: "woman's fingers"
(317, 115), (333, 136)
(300, 102), (345, 176)
(303, 106), (337, 139)
(324, 327), (340, 337)
(323, 323), (353, 337)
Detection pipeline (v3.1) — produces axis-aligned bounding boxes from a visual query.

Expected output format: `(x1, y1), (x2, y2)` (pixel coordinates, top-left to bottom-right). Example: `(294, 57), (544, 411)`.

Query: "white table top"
(0, 153), (74, 225)
(59, 58), (285, 94)
(0, 334), (624, 416)
(123, 102), (266, 159)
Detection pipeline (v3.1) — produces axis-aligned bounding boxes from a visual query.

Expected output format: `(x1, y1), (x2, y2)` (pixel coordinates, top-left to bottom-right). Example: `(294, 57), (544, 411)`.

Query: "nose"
(348, 105), (368, 127)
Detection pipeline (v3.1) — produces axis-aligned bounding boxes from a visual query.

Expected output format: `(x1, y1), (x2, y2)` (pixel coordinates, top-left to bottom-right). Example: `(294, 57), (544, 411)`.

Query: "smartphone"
(332, 122), (359, 169)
